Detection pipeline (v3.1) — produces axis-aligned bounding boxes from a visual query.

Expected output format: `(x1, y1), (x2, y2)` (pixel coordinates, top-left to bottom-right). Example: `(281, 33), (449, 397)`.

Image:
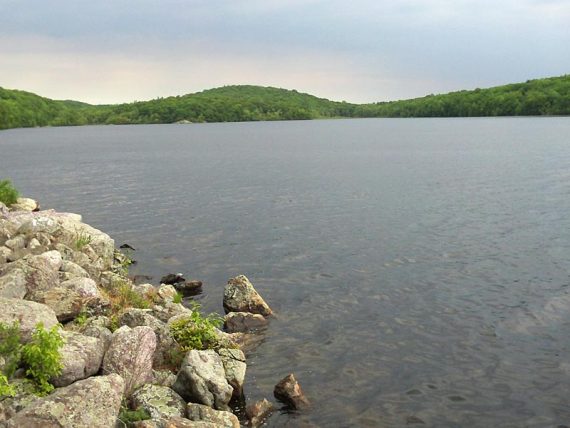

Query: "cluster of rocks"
(0, 198), (309, 427)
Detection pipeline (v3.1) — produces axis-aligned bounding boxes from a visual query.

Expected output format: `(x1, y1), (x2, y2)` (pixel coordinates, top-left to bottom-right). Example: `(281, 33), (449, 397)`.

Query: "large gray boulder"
(172, 350), (233, 411)
(217, 348), (246, 399)
(30, 277), (105, 322)
(223, 275), (272, 316)
(5, 374), (124, 428)
(131, 384), (186, 420)
(51, 331), (106, 387)
(186, 403), (240, 428)
(0, 297), (59, 342)
(103, 325), (156, 395)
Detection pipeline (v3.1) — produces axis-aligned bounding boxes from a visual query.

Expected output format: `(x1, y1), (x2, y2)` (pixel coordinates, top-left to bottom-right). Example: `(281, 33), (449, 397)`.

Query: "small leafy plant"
(0, 322), (65, 397)
(118, 404), (151, 427)
(21, 323), (65, 396)
(74, 231), (92, 250)
(172, 291), (183, 304)
(0, 179), (19, 206)
(169, 302), (224, 351)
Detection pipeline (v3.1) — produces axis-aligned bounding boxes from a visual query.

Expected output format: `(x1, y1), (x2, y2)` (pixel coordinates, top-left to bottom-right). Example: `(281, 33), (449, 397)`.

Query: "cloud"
(0, 0), (568, 103)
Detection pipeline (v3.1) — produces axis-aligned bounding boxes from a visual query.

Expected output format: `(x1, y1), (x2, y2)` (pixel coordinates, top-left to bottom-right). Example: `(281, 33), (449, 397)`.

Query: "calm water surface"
(1, 118), (569, 427)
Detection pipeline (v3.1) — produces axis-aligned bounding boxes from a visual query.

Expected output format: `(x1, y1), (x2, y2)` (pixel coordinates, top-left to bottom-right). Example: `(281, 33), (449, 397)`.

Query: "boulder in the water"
(273, 373), (310, 410)
(160, 273), (185, 285)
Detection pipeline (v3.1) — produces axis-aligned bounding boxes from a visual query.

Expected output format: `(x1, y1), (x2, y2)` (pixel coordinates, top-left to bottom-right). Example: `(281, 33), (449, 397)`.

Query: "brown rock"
(223, 275), (272, 316)
(246, 398), (274, 427)
(224, 311), (268, 333)
(273, 373), (310, 410)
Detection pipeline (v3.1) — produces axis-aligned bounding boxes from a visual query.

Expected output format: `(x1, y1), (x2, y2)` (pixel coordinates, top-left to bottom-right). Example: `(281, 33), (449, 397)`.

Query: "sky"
(0, 0), (569, 104)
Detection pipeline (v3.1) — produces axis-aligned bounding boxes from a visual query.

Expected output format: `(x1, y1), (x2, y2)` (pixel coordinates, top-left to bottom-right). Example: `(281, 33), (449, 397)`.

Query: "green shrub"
(0, 179), (19, 206)
(118, 405), (151, 427)
(0, 321), (22, 378)
(169, 303), (223, 351)
(172, 291), (183, 304)
(74, 232), (92, 250)
(21, 323), (65, 396)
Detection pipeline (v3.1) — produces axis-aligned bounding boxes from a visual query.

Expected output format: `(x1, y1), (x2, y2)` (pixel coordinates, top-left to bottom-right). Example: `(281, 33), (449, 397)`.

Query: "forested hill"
(1, 75), (569, 130)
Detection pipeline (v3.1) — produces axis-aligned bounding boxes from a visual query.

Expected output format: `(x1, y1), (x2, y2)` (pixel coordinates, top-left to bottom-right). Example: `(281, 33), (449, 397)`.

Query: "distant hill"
(1, 75), (569, 130)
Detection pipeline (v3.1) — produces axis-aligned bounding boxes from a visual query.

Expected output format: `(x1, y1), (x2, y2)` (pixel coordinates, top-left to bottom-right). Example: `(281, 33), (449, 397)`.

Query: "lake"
(1, 118), (569, 427)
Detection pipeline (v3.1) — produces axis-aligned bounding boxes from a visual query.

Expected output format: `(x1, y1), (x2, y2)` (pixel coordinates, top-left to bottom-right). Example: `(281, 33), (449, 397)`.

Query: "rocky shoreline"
(0, 198), (308, 427)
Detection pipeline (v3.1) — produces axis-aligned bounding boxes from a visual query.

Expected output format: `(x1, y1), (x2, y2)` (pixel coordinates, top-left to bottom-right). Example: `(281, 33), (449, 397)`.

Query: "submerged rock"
(5, 374), (124, 428)
(172, 349), (233, 411)
(273, 373), (310, 410)
(246, 398), (275, 428)
(223, 275), (272, 316)
(160, 273), (185, 285)
(224, 312), (268, 333)
(173, 280), (203, 294)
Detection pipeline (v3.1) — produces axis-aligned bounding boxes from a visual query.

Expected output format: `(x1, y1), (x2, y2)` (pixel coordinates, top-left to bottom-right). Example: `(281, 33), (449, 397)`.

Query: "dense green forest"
(1, 75), (569, 130)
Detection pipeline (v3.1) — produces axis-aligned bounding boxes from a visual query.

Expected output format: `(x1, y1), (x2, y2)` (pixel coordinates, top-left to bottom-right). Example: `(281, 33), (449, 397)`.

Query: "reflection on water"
(1, 118), (569, 426)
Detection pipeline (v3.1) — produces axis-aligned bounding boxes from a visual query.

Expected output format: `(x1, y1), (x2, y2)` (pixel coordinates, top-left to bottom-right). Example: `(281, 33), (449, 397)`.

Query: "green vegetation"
(74, 231), (92, 250)
(0, 321), (65, 397)
(169, 303), (224, 351)
(118, 405), (151, 427)
(1, 75), (568, 130)
(172, 291), (183, 304)
(0, 179), (19, 206)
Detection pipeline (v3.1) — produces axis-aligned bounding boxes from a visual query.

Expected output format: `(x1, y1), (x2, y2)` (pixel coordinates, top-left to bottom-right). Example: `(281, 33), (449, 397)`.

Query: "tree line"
(1, 75), (569, 130)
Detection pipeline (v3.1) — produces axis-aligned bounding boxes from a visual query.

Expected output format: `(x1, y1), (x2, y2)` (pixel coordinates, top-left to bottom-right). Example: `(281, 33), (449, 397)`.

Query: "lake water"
(1, 118), (569, 427)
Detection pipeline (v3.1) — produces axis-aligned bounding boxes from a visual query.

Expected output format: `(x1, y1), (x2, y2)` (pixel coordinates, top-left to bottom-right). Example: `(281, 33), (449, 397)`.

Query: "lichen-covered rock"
(9, 197), (40, 212)
(131, 384), (186, 420)
(172, 350), (233, 411)
(0, 379), (39, 423)
(153, 302), (192, 323)
(152, 370), (177, 388)
(81, 324), (113, 352)
(186, 403), (240, 428)
(223, 275), (272, 316)
(157, 284), (177, 302)
(31, 277), (105, 322)
(273, 373), (310, 409)
(245, 398), (274, 428)
(118, 309), (176, 368)
(59, 260), (89, 281)
(0, 297), (58, 342)
(52, 331), (106, 387)
(224, 312), (268, 333)
(217, 348), (246, 398)
(0, 267), (27, 299)
(163, 417), (219, 428)
(5, 374), (124, 428)
(103, 325), (156, 395)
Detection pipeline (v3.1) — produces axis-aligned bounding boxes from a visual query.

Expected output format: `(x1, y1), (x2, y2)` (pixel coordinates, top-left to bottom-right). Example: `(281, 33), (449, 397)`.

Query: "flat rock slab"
(5, 374), (124, 428)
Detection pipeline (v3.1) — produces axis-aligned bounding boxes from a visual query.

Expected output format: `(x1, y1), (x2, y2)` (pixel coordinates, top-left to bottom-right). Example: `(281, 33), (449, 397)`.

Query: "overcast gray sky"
(1, 0), (569, 104)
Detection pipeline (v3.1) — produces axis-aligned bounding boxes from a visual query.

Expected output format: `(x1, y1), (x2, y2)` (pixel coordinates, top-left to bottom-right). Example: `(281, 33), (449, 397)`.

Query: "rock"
(0, 267), (27, 299)
(27, 238), (46, 255)
(162, 417), (219, 428)
(60, 260), (89, 280)
(186, 403), (240, 428)
(157, 284), (178, 302)
(134, 282), (156, 297)
(4, 235), (26, 251)
(5, 374), (124, 428)
(172, 350), (233, 411)
(31, 277), (105, 322)
(131, 384), (186, 420)
(160, 273), (185, 285)
(9, 198), (39, 212)
(51, 331), (106, 387)
(0, 246), (12, 264)
(103, 325), (156, 395)
(173, 280), (203, 294)
(118, 308), (176, 368)
(274, 373), (310, 409)
(82, 324), (113, 352)
(152, 369), (177, 388)
(246, 398), (274, 428)
(0, 297), (58, 342)
(120, 243), (136, 250)
(0, 378), (39, 423)
(153, 302), (192, 323)
(217, 348), (246, 399)
(224, 312), (268, 333)
(17, 216), (58, 236)
(223, 275), (272, 316)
